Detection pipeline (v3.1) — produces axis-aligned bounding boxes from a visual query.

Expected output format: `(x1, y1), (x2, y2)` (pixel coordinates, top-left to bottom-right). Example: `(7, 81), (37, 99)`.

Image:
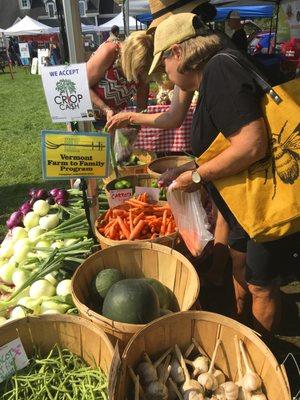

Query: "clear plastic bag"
(167, 186), (214, 256)
(113, 127), (139, 164)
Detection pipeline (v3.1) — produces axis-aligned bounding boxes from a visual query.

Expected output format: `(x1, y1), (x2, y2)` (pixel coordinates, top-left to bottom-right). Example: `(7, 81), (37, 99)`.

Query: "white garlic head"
(242, 372), (261, 392)
(136, 361), (158, 385)
(220, 381), (239, 400)
(181, 379), (204, 394)
(198, 372), (218, 391)
(193, 356), (209, 376)
(213, 386), (226, 400)
(170, 358), (185, 384)
(214, 369), (226, 385)
(183, 390), (205, 400)
(146, 380), (168, 400)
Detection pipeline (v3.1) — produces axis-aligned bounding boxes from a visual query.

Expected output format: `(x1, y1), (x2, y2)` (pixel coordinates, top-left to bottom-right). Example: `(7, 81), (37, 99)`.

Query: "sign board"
(31, 57), (38, 75)
(41, 63), (95, 123)
(108, 188), (133, 207)
(135, 186), (160, 202)
(37, 48), (50, 75)
(0, 338), (29, 383)
(41, 130), (110, 179)
(19, 42), (30, 59)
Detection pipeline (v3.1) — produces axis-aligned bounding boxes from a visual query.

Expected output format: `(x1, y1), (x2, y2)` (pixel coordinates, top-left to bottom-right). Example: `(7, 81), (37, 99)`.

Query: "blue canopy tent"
(135, 4), (274, 23)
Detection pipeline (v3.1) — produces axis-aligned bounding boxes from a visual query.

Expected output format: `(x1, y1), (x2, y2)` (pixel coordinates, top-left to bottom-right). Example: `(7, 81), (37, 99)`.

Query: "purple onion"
(6, 218), (15, 230)
(29, 188), (38, 198)
(29, 198), (36, 206)
(46, 196), (55, 205)
(7, 211), (23, 228)
(55, 198), (69, 207)
(49, 188), (60, 197)
(19, 201), (32, 215)
(35, 189), (48, 200)
(57, 189), (69, 200)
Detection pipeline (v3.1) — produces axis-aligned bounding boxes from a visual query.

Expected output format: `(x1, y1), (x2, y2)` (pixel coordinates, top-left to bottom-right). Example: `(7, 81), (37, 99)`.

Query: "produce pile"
(0, 187), (99, 324)
(90, 268), (179, 324)
(112, 178), (167, 201)
(0, 345), (108, 400)
(130, 336), (268, 400)
(97, 193), (176, 241)
(118, 154), (147, 167)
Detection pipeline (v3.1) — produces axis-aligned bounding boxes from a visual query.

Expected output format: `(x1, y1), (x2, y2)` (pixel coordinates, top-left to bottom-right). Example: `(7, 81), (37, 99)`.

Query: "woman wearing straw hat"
(148, 13), (300, 338)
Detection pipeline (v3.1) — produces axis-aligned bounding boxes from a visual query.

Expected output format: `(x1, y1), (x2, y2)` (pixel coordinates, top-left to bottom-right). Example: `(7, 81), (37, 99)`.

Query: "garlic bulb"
(136, 360), (157, 385)
(214, 369), (226, 385)
(146, 380), (168, 399)
(171, 357), (185, 384)
(213, 386), (226, 400)
(239, 340), (261, 392)
(186, 356), (210, 377)
(183, 390), (205, 400)
(174, 344), (203, 395)
(220, 381), (239, 400)
(197, 339), (221, 392)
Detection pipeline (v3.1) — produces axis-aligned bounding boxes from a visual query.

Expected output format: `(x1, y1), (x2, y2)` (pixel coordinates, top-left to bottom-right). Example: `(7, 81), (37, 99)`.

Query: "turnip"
(29, 279), (56, 299)
(39, 214), (59, 230)
(33, 200), (50, 216)
(23, 211), (40, 229)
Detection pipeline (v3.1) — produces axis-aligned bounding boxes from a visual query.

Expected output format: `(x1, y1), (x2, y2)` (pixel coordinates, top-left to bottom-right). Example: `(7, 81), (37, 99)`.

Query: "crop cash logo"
(54, 79), (83, 110)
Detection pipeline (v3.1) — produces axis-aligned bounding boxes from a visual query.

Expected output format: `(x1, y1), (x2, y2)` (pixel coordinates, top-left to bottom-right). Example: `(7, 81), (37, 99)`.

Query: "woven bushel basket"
(147, 155), (193, 179)
(71, 242), (200, 350)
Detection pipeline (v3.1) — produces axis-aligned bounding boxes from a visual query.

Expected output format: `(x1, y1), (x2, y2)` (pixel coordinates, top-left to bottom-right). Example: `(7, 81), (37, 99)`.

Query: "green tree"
(55, 79), (76, 99)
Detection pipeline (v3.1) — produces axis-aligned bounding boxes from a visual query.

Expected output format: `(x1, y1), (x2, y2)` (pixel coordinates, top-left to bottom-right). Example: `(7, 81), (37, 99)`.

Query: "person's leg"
(230, 247), (250, 324)
(248, 282), (281, 336)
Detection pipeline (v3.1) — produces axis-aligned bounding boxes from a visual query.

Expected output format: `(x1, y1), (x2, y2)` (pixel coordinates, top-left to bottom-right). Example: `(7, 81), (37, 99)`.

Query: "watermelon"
(92, 269), (124, 300)
(165, 287), (180, 312)
(159, 309), (172, 317)
(102, 279), (160, 324)
(140, 278), (169, 309)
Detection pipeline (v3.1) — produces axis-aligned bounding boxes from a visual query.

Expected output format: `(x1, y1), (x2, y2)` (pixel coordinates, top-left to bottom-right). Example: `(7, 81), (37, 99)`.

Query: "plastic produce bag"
(114, 127), (139, 163)
(167, 185), (214, 256)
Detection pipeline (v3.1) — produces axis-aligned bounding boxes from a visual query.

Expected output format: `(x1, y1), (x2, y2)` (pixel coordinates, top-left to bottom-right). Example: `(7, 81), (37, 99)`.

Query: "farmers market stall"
(127, 105), (195, 154)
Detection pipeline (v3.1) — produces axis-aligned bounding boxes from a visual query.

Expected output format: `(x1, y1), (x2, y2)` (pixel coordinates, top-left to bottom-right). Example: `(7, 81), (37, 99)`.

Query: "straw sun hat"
(147, 0), (209, 33)
(149, 13), (205, 75)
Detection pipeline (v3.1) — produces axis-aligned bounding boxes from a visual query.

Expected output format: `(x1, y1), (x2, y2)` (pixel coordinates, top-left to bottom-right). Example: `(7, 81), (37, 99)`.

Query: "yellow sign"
(42, 130), (110, 179)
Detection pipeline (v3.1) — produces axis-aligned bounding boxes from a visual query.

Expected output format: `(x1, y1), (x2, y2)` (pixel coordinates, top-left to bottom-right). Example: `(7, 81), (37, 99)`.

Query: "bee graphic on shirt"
(249, 121), (300, 198)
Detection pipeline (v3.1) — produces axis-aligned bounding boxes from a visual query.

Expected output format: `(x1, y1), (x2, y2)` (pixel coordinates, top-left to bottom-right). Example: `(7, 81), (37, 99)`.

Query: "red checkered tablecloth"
(126, 105), (194, 153)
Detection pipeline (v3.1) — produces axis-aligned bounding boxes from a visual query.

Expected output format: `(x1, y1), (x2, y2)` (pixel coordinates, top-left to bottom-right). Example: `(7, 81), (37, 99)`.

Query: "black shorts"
(229, 228), (300, 286)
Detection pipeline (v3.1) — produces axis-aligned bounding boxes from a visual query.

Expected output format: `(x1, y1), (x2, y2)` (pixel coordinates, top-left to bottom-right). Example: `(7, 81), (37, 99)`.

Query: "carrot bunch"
(97, 193), (177, 241)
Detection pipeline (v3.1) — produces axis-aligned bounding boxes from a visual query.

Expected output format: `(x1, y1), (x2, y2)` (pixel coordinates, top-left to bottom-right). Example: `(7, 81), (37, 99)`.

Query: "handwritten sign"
(108, 189), (133, 208)
(0, 338), (29, 383)
(41, 63), (94, 123)
(41, 130), (110, 179)
(135, 186), (160, 202)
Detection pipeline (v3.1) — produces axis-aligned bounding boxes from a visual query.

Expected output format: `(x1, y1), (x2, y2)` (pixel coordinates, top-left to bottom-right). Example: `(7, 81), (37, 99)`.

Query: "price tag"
(108, 189), (133, 208)
(135, 186), (160, 202)
(0, 338), (29, 383)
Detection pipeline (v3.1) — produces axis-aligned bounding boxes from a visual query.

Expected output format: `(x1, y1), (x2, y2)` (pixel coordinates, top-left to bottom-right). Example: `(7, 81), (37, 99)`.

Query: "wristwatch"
(191, 169), (201, 184)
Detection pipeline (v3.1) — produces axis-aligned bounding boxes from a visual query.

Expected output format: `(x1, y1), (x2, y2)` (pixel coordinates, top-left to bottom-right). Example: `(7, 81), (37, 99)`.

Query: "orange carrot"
(133, 212), (144, 225)
(129, 209), (134, 232)
(103, 209), (112, 222)
(130, 220), (146, 240)
(160, 210), (168, 235)
(112, 209), (127, 217)
(116, 216), (130, 240)
(127, 198), (150, 207)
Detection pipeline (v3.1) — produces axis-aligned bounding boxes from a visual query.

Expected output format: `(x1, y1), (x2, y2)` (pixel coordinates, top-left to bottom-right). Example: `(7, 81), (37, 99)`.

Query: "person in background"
(49, 36), (61, 65)
(226, 10), (248, 53)
(87, 30), (152, 129)
(107, 25), (120, 43)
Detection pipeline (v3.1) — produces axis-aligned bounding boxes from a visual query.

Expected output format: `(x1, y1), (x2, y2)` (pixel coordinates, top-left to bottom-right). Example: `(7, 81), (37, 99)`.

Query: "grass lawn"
(0, 67), (65, 239)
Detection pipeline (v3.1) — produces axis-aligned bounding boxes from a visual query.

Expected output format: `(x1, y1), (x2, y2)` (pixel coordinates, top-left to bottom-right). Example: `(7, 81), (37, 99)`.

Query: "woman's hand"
(105, 108), (115, 124)
(106, 112), (133, 132)
(172, 170), (201, 192)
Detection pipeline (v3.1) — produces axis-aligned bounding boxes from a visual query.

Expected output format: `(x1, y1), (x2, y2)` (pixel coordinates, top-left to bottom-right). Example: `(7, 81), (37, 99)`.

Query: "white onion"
(29, 280), (56, 299)
(33, 200), (50, 216)
(56, 279), (72, 297)
(39, 214), (59, 230)
(23, 212), (40, 229)
(0, 240), (14, 259)
(11, 227), (28, 242)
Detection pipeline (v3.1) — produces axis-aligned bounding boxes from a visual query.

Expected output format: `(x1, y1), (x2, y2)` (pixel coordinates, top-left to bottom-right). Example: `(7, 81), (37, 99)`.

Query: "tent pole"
(267, 8), (274, 54)
(274, 0), (280, 51)
(61, 0), (99, 237)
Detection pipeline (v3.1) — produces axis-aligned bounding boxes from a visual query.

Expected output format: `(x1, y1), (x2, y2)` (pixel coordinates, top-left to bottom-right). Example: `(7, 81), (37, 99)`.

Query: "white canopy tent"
(98, 12), (146, 32)
(4, 16), (59, 36)
(81, 23), (101, 33)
